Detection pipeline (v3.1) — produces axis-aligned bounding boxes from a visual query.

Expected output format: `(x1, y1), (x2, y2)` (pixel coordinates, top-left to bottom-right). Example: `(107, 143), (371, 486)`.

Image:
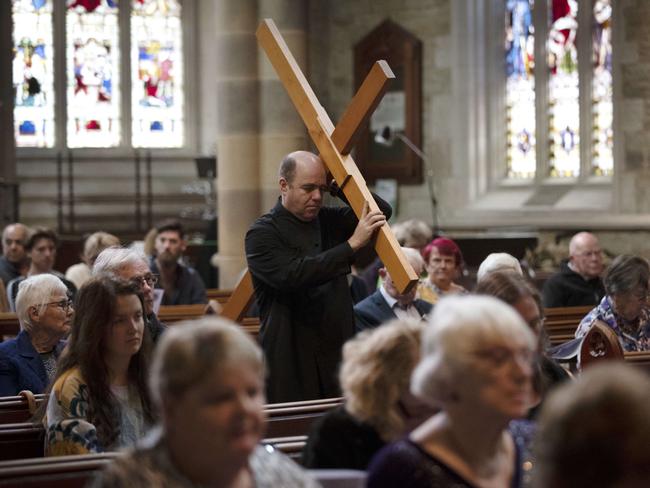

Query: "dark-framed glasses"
(131, 273), (158, 287)
(46, 298), (73, 312)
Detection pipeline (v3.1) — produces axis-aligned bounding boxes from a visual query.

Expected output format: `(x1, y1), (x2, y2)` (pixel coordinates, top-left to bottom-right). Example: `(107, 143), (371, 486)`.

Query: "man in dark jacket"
(246, 151), (390, 402)
(354, 247), (432, 332)
(542, 232), (605, 308)
(0, 223), (29, 286)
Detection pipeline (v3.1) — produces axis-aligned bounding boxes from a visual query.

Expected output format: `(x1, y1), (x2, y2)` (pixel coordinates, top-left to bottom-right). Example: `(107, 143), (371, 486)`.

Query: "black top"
(0, 256), (21, 286)
(367, 421), (535, 488)
(542, 260), (605, 308)
(149, 257), (207, 306)
(302, 406), (386, 470)
(245, 192), (391, 402)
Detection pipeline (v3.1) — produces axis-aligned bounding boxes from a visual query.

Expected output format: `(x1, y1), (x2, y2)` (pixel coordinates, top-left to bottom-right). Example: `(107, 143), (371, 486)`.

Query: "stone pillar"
(258, 0), (309, 211)
(0, 1), (17, 224)
(208, 0), (261, 288)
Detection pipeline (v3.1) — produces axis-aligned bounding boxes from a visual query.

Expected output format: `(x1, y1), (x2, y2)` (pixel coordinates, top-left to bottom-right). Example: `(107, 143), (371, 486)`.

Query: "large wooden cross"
(221, 19), (419, 322)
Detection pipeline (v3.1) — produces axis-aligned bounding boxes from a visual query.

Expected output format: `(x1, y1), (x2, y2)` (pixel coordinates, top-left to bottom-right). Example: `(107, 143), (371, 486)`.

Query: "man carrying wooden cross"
(245, 150), (391, 402)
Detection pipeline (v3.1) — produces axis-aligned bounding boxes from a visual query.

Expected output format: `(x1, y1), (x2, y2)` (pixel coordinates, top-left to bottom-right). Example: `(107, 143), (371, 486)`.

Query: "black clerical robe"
(246, 194), (391, 402)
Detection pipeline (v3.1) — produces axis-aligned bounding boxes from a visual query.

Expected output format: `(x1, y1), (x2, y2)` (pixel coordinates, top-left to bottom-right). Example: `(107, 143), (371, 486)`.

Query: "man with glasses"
(354, 247), (432, 332)
(0, 274), (72, 396)
(246, 150), (391, 402)
(542, 232), (606, 308)
(93, 247), (166, 343)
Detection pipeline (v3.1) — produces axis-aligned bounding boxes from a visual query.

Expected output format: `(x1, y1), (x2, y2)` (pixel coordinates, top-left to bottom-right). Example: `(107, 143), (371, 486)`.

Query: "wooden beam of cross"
(221, 19), (419, 322)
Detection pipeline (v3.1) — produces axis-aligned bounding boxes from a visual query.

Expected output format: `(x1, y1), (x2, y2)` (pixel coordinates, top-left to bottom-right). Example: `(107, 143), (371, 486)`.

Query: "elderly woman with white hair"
(367, 295), (537, 488)
(92, 317), (319, 488)
(0, 274), (72, 396)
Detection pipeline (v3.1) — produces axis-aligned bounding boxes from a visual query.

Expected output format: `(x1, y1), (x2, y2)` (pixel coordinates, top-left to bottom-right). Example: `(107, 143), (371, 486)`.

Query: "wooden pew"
(206, 288), (232, 304)
(0, 453), (119, 488)
(0, 394), (45, 424)
(0, 397), (342, 461)
(0, 312), (19, 337)
(0, 436), (309, 488)
(543, 305), (592, 346)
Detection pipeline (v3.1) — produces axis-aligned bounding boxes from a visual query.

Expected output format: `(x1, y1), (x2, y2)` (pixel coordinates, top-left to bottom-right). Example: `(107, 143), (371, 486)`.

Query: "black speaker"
(195, 157), (217, 178)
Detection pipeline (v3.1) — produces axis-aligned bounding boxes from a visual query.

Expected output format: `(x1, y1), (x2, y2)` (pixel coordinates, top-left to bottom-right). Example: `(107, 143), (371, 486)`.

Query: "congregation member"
(360, 218), (432, 293)
(354, 247), (432, 331)
(368, 295), (537, 488)
(476, 252), (523, 283)
(0, 223), (29, 285)
(149, 219), (207, 306)
(417, 237), (467, 304)
(44, 277), (154, 455)
(542, 231), (605, 308)
(94, 247), (166, 343)
(245, 150), (390, 402)
(475, 271), (570, 417)
(91, 317), (319, 488)
(65, 231), (120, 289)
(534, 363), (650, 488)
(575, 254), (650, 352)
(0, 275), (71, 396)
(303, 319), (433, 470)
(7, 228), (77, 311)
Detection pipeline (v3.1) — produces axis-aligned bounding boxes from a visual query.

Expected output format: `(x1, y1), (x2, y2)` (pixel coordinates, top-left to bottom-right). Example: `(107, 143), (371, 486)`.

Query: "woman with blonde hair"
(302, 319), (431, 469)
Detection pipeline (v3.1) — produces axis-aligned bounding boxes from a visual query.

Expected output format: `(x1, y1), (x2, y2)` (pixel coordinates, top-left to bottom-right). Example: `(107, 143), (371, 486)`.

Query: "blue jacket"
(353, 290), (432, 332)
(0, 330), (66, 396)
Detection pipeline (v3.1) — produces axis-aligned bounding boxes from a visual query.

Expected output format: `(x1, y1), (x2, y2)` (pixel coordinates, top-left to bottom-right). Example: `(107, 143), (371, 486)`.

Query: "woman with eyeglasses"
(367, 295), (538, 488)
(44, 276), (154, 455)
(575, 255), (650, 352)
(0, 274), (72, 396)
(476, 271), (571, 418)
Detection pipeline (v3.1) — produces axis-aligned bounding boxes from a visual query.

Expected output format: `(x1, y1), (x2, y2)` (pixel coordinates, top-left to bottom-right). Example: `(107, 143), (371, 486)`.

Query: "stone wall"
(619, 0), (650, 212)
(308, 0), (451, 223)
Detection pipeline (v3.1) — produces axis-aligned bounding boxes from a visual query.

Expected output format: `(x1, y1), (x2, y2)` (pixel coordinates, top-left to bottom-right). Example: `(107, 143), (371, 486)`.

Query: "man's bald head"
(569, 232), (604, 280)
(279, 151), (328, 222)
(2, 223), (29, 264)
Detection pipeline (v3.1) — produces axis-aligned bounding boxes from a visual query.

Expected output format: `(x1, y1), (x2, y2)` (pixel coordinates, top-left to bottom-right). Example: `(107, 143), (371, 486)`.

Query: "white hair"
(15, 274), (68, 333)
(400, 247), (426, 275)
(411, 295), (536, 407)
(477, 253), (523, 282)
(93, 247), (147, 277)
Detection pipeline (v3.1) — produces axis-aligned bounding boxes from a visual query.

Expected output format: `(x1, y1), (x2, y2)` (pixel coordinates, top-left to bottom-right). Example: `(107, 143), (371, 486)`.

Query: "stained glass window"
(592, 0), (613, 176)
(505, 0), (536, 178)
(131, 0), (184, 148)
(12, 0), (55, 148)
(66, 0), (120, 148)
(547, 0), (579, 178)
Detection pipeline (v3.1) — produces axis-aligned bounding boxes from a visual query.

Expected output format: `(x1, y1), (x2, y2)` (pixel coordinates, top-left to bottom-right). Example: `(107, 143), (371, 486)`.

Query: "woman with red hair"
(418, 237), (466, 305)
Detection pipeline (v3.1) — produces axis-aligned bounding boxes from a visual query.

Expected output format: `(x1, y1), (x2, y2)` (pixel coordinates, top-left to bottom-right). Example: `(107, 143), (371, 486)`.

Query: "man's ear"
(180, 238), (188, 253)
(378, 268), (388, 279)
(279, 177), (289, 194)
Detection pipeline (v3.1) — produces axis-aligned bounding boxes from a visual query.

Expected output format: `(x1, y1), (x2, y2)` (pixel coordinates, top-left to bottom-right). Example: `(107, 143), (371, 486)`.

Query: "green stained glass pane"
(131, 0), (184, 148)
(12, 0), (55, 148)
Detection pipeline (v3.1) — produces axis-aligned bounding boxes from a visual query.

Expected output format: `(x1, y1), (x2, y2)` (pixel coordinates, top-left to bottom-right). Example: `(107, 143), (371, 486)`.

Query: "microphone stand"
(375, 126), (440, 236)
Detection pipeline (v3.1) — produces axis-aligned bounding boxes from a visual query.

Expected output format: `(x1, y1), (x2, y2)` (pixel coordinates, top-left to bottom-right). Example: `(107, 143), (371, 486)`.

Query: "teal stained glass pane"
(547, 0), (579, 178)
(592, 0), (613, 176)
(131, 0), (184, 148)
(12, 0), (55, 148)
(66, 0), (120, 148)
(505, 0), (536, 179)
